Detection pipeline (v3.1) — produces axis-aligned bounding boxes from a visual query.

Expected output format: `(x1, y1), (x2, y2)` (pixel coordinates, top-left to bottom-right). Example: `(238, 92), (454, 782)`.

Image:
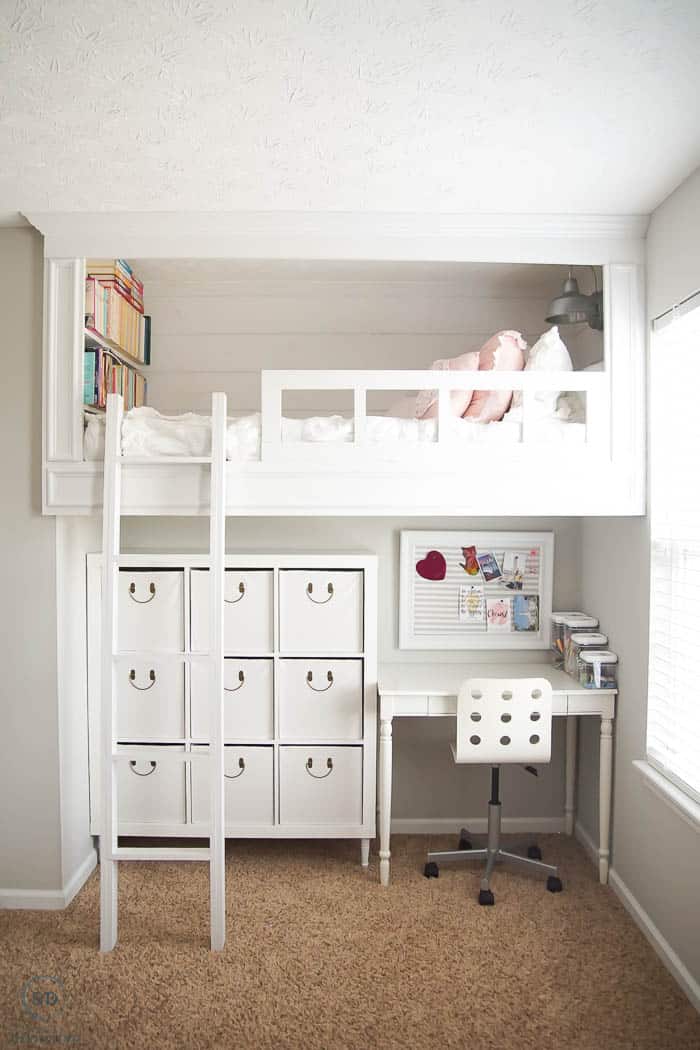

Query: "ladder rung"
(112, 651), (211, 663)
(112, 749), (211, 764)
(111, 847), (211, 862)
(119, 456), (212, 465)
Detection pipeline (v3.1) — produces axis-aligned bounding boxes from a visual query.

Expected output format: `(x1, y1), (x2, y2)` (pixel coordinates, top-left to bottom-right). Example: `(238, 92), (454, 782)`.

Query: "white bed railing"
(259, 369), (610, 467)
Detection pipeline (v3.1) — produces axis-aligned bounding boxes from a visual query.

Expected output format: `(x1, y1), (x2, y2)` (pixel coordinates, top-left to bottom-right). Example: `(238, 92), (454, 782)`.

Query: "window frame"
(645, 295), (700, 812)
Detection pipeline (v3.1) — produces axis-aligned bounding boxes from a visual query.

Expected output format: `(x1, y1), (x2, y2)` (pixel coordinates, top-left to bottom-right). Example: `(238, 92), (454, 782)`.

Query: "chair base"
(424, 790), (563, 901)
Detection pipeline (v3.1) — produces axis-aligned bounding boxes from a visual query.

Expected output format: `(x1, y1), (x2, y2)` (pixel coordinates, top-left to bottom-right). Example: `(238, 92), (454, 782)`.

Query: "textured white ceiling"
(2, 0), (699, 220)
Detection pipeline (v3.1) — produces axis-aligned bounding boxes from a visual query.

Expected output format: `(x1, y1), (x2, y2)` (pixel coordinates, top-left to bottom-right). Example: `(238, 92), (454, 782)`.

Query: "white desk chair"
(424, 678), (563, 905)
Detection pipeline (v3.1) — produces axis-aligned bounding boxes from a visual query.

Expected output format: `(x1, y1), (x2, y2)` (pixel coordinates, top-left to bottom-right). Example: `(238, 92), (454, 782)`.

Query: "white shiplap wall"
(134, 259), (603, 414)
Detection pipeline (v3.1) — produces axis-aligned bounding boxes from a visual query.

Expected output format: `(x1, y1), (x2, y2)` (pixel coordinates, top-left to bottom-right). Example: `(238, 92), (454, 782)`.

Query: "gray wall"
(121, 515), (582, 822)
(0, 228), (62, 891)
(579, 167), (700, 985)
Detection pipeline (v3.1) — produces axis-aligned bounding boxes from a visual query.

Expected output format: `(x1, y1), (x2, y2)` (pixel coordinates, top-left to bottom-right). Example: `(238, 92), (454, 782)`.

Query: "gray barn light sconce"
(546, 268), (603, 330)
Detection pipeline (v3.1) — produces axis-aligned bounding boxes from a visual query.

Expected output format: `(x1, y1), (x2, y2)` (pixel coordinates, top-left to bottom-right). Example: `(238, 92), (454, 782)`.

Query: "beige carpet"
(1, 835), (698, 1050)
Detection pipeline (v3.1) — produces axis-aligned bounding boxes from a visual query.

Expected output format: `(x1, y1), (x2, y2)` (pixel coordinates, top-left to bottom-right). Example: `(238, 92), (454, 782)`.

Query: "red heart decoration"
(416, 550), (447, 581)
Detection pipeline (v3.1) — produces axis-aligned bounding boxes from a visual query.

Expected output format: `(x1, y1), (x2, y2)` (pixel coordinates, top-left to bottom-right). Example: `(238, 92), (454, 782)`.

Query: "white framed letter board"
(399, 531), (553, 650)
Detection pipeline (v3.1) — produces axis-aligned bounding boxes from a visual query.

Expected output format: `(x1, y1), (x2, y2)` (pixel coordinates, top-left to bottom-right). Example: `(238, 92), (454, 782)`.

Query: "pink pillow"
(415, 350), (480, 419)
(464, 331), (526, 422)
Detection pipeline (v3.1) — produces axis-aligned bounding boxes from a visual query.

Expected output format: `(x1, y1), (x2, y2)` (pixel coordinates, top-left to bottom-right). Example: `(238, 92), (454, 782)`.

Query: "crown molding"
(0, 211), (30, 228)
(24, 210), (648, 263)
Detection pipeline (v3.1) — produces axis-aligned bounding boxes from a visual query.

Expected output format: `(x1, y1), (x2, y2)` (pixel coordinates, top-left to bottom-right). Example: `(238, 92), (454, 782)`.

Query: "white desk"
(377, 662), (616, 887)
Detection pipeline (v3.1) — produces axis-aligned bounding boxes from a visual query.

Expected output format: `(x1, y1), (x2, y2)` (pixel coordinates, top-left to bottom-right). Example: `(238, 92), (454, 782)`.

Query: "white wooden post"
(598, 717), (613, 884)
(565, 716), (578, 836)
(209, 393), (227, 950)
(353, 386), (366, 446)
(99, 393), (123, 952)
(437, 385), (450, 449)
(378, 715), (393, 886)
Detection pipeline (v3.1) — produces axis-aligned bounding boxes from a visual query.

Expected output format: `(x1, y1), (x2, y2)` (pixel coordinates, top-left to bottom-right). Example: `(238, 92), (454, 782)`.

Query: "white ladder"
(99, 391), (227, 951)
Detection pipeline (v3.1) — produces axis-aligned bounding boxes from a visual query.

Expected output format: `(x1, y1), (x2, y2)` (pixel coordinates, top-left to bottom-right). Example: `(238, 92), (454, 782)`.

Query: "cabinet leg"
(379, 718), (393, 887)
(360, 838), (370, 867)
(599, 717), (613, 884)
(565, 715), (578, 836)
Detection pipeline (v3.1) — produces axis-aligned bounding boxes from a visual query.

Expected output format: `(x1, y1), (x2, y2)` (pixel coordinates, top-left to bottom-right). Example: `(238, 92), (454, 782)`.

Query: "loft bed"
(40, 248), (645, 517)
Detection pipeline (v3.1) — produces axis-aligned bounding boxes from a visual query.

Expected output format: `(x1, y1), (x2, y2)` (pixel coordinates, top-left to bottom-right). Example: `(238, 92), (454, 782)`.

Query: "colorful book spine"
(85, 275), (148, 364)
(86, 258), (144, 310)
(83, 347), (147, 411)
(83, 349), (97, 405)
(143, 315), (151, 365)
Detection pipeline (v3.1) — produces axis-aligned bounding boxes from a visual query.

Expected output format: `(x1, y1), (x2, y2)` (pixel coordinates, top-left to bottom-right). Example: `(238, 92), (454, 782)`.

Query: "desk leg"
(599, 717), (613, 884)
(565, 715), (578, 836)
(379, 718), (393, 887)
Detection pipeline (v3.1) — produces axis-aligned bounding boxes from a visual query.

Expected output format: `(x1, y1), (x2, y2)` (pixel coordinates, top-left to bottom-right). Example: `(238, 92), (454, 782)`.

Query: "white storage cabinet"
(87, 552), (377, 845)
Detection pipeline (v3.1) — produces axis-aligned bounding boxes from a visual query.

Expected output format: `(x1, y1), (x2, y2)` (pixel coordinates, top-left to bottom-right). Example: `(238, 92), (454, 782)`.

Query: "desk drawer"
(116, 745), (187, 825)
(279, 659), (363, 740)
(117, 570), (184, 652)
(279, 746), (363, 825)
(190, 745), (274, 826)
(190, 658), (274, 741)
(190, 569), (274, 653)
(279, 570), (363, 653)
(116, 659), (185, 740)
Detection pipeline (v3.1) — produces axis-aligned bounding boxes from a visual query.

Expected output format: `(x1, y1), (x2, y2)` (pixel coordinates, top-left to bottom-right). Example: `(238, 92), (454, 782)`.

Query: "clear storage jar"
(561, 614), (599, 673)
(566, 630), (608, 676)
(551, 612), (582, 667)
(578, 650), (618, 690)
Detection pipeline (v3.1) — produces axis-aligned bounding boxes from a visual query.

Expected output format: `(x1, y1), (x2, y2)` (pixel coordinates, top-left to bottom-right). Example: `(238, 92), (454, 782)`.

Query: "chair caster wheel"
(478, 889), (495, 906)
(458, 837), (472, 851)
(547, 876), (563, 893)
(527, 845), (542, 860)
(424, 862), (439, 879)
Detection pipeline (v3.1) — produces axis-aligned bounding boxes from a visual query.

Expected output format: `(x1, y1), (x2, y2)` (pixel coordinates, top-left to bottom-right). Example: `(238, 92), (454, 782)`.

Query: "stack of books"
(84, 259), (151, 365)
(87, 258), (144, 309)
(83, 259), (149, 412)
(83, 347), (147, 411)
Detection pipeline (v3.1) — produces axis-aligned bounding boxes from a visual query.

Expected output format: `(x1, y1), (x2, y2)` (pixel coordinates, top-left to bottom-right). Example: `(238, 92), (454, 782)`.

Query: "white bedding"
(83, 406), (586, 461)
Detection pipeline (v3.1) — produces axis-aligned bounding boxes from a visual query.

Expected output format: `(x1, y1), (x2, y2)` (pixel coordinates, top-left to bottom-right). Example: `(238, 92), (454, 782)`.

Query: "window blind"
(647, 304), (700, 804)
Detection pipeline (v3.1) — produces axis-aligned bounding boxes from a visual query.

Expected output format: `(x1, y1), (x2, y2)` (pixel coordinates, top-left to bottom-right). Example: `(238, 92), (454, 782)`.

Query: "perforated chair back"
(454, 678), (553, 765)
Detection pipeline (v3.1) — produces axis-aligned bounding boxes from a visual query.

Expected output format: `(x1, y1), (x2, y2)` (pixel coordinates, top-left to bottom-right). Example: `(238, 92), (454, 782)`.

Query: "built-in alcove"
(40, 237), (642, 516)
(129, 258), (604, 416)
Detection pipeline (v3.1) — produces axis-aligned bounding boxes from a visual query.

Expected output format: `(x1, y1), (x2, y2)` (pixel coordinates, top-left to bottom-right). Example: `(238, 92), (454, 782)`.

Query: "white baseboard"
(390, 817), (566, 835)
(0, 848), (97, 911)
(574, 819), (600, 868)
(609, 867), (700, 1013)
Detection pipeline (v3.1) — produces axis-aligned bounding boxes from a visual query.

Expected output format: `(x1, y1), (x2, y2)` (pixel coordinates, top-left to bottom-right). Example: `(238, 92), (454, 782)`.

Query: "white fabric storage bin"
(190, 658), (274, 741)
(116, 659), (185, 740)
(279, 746), (363, 825)
(279, 659), (363, 740)
(190, 569), (274, 653)
(116, 745), (187, 825)
(190, 745), (274, 826)
(117, 570), (184, 652)
(279, 570), (363, 653)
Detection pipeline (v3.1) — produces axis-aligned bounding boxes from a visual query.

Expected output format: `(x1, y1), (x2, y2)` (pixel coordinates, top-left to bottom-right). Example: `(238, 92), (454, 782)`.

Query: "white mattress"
(83, 406), (586, 461)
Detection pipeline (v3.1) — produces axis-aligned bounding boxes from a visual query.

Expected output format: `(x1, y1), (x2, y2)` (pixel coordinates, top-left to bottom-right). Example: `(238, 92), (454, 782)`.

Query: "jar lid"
(563, 614), (599, 628)
(551, 612), (582, 624)
(570, 632), (608, 645)
(580, 650), (618, 664)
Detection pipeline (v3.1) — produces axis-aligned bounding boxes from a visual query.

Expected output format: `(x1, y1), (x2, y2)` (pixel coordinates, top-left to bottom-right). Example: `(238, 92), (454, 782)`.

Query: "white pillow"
(512, 326), (573, 418)
(526, 325), (573, 372)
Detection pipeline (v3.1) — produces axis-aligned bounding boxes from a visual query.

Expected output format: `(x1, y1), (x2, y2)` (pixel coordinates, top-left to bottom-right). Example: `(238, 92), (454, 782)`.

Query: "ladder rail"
(99, 391), (228, 953)
(99, 393), (123, 952)
(209, 392), (227, 951)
